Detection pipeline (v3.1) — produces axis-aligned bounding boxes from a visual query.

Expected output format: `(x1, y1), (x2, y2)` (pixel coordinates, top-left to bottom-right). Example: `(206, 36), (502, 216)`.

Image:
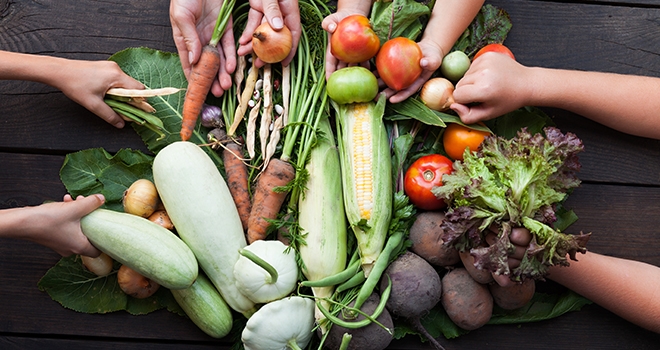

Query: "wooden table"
(1, 0), (659, 349)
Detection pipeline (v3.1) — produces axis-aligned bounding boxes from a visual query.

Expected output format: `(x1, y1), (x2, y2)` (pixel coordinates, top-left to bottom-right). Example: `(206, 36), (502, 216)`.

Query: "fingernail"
(114, 120), (125, 128)
(272, 17), (283, 29)
(328, 23), (336, 32)
(188, 51), (194, 64)
(95, 194), (105, 203)
(420, 58), (428, 68)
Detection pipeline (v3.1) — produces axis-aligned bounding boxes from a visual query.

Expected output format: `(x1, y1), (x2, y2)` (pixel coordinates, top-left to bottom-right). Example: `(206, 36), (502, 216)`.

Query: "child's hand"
(54, 59), (144, 128)
(384, 39), (444, 103)
(485, 226), (532, 287)
(450, 52), (531, 124)
(34, 194), (105, 257)
(322, 8), (371, 79)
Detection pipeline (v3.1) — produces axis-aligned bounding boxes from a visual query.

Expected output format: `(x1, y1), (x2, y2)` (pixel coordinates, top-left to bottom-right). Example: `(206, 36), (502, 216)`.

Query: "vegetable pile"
(37, 0), (596, 349)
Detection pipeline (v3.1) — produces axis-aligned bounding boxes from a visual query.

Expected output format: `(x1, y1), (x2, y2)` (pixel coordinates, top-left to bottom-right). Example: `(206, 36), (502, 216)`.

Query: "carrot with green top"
(180, 0), (235, 141)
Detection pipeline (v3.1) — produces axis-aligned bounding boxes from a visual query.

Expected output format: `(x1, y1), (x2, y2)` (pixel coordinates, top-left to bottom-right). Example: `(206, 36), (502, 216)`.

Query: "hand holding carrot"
(170, 0), (237, 97)
(237, 0), (301, 67)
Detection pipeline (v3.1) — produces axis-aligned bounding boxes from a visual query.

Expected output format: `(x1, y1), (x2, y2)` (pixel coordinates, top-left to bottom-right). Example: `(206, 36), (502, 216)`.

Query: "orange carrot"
(247, 158), (295, 243)
(222, 141), (251, 231)
(180, 45), (221, 141)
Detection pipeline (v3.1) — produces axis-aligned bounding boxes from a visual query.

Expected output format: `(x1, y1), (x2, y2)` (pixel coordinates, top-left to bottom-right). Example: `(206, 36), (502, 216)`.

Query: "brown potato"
(459, 249), (494, 284)
(441, 267), (493, 330)
(408, 211), (460, 267)
(489, 278), (536, 310)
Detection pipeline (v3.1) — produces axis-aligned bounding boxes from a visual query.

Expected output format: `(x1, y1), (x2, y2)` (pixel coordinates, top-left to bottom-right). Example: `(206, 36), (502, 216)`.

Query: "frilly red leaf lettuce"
(432, 127), (591, 280)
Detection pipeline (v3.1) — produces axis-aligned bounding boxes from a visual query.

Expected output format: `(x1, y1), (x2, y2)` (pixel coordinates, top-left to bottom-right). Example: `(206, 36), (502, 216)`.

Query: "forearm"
(528, 67), (660, 139)
(548, 252), (660, 333)
(0, 50), (67, 87)
(0, 206), (39, 240)
(336, 0), (372, 15)
(421, 0), (484, 57)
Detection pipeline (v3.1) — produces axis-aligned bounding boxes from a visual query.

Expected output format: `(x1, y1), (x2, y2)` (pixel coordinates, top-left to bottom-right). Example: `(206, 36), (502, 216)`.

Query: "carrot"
(222, 141), (252, 231)
(246, 158), (295, 243)
(180, 44), (221, 141)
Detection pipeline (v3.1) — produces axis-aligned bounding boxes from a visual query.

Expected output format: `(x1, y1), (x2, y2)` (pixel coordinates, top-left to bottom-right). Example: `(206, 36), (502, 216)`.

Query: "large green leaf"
(37, 255), (180, 315)
(60, 148), (154, 212)
(108, 47), (223, 168)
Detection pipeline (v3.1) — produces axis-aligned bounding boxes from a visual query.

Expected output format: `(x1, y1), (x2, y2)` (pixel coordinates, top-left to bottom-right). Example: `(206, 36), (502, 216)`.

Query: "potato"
(408, 211), (460, 267)
(489, 278), (536, 310)
(441, 267), (493, 330)
(459, 249), (494, 284)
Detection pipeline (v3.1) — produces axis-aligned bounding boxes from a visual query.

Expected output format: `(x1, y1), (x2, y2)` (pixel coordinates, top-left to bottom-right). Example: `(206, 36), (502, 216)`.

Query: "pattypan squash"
(241, 296), (315, 350)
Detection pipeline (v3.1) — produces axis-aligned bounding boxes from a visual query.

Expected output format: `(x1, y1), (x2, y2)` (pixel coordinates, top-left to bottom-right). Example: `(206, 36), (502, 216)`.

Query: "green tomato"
(440, 51), (471, 82)
(327, 66), (379, 104)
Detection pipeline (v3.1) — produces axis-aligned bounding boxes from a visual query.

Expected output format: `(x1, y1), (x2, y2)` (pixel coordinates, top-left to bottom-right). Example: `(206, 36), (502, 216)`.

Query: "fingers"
(91, 101), (127, 129)
(171, 14), (203, 78)
(260, 0), (284, 30)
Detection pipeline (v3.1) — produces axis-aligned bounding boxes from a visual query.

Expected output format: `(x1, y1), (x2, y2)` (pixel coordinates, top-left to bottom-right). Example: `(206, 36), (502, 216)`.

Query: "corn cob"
(334, 94), (392, 277)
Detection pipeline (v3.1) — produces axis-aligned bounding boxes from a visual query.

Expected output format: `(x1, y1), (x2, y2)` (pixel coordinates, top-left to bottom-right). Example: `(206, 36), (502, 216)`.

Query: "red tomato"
(404, 154), (454, 210)
(443, 123), (491, 161)
(375, 37), (423, 91)
(473, 43), (515, 61)
(331, 15), (380, 63)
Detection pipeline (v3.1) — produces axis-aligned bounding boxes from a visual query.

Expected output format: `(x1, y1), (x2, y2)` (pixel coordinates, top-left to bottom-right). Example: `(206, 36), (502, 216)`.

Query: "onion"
(252, 22), (293, 63)
(81, 253), (113, 276)
(201, 104), (223, 128)
(122, 179), (160, 218)
(148, 210), (174, 230)
(117, 264), (160, 299)
(419, 77), (455, 112)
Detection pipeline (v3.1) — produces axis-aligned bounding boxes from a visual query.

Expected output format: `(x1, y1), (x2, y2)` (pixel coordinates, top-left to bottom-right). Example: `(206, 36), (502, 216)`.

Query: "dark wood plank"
(0, 337), (226, 350)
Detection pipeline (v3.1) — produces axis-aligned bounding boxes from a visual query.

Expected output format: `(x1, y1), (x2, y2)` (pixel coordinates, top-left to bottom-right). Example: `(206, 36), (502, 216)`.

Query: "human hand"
(485, 226), (532, 287)
(54, 60), (144, 129)
(384, 39), (444, 103)
(450, 52), (531, 124)
(322, 8), (372, 79)
(170, 0), (237, 97)
(30, 194), (105, 257)
(237, 0), (301, 67)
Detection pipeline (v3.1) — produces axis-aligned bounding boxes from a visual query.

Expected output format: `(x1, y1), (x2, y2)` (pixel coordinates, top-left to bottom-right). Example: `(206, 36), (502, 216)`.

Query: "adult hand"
(170, 0), (237, 97)
(450, 52), (530, 124)
(237, 0), (301, 67)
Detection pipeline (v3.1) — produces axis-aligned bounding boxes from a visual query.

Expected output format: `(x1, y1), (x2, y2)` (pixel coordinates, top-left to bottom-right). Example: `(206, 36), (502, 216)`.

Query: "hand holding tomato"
(322, 4), (373, 79)
(404, 154), (454, 211)
(330, 15), (380, 64)
(450, 53), (532, 124)
(376, 37), (424, 92)
(386, 39), (444, 104)
(473, 43), (515, 61)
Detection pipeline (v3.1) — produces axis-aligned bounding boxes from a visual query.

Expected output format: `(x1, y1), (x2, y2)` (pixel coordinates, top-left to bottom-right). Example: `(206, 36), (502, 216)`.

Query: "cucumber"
(171, 273), (233, 338)
(80, 208), (197, 290)
(153, 141), (256, 316)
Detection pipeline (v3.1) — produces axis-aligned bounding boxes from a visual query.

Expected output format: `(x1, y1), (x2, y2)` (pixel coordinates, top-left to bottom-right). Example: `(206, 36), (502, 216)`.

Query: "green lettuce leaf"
(370, 0), (431, 43)
(453, 4), (513, 57)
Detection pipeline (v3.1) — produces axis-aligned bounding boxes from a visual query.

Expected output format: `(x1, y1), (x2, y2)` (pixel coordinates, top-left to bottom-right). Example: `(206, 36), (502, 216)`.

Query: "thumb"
(75, 194), (106, 216)
(450, 102), (487, 125)
(262, 0), (284, 30)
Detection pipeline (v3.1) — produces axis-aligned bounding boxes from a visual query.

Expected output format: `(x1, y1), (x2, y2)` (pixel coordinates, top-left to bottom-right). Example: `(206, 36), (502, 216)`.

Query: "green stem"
(287, 338), (303, 350)
(209, 0), (236, 47)
(338, 334), (353, 350)
(239, 248), (278, 284)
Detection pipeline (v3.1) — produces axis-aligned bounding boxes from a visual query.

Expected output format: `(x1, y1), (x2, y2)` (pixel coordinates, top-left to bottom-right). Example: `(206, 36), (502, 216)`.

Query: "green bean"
(104, 98), (164, 128)
(335, 270), (366, 293)
(315, 276), (392, 333)
(338, 333), (352, 350)
(352, 230), (404, 311)
(301, 256), (360, 288)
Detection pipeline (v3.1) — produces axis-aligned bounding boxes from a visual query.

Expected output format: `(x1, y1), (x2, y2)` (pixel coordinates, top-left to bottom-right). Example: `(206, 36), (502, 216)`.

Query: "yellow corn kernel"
(351, 104), (373, 220)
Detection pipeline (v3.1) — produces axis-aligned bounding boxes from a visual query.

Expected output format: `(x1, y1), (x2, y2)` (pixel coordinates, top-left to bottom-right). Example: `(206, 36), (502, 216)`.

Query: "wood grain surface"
(1, 0), (660, 349)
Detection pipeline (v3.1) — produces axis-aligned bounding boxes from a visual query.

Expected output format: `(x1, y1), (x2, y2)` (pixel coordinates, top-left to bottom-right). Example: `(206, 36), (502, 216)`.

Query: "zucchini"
(171, 273), (233, 338)
(153, 141), (256, 317)
(80, 209), (197, 290)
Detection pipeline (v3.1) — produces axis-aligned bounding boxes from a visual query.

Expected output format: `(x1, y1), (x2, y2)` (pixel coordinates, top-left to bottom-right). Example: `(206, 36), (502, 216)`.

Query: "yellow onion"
(252, 22), (293, 63)
(419, 77), (455, 112)
(117, 264), (160, 299)
(122, 179), (160, 218)
(81, 253), (114, 276)
(148, 210), (174, 230)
